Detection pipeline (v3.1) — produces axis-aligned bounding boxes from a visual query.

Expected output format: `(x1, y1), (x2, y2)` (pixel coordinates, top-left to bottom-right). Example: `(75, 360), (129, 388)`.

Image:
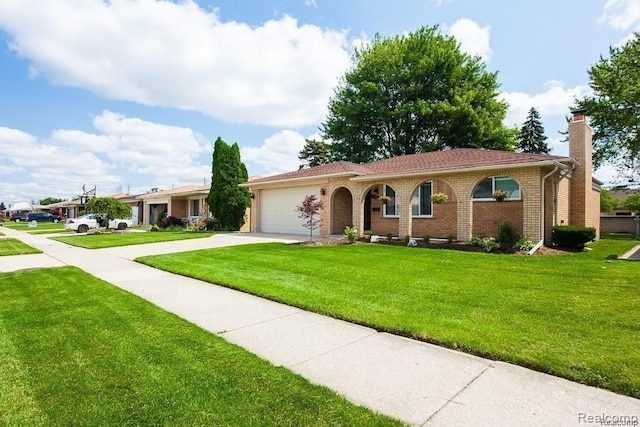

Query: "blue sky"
(1, 0), (639, 207)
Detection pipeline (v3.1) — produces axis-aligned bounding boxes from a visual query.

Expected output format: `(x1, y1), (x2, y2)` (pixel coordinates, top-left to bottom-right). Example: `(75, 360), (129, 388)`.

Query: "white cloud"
(0, 111), (212, 205)
(241, 130), (308, 176)
(600, 0), (640, 30)
(448, 18), (491, 61)
(500, 80), (591, 127)
(305, 0), (318, 7)
(0, 1), (351, 128)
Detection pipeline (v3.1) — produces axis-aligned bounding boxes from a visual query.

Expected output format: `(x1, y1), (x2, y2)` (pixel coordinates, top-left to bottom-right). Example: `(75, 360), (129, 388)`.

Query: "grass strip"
(0, 266), (402, 426)
(51, 231), (213, 249)
(0, 239), (42, 256)
(137, 238), (640, 398)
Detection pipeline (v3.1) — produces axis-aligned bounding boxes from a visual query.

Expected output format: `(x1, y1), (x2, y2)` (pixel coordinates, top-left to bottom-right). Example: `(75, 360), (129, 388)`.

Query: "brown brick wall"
(170, 199), (187, 218)
(472, 200), (524, 238)
(331, 187), (353, 234)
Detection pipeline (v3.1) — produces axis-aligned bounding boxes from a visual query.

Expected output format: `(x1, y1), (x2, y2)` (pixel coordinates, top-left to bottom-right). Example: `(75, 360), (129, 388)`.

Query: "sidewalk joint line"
(419, 363), (493, 426)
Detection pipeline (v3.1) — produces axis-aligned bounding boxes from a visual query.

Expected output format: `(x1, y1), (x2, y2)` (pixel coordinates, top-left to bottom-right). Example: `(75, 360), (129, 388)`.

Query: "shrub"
(404, 234), (411, 245)
(470, 235), (500, 253)
(423, 235), (430, 243)
(344, 226), (358, 244)
(202, 217), (218, 231)
(552, 226), (596, 249)
(497, 221), (518, 247)
(447, 234), (455, 244)
(159, 216), (184, 229)
(514, 236), (535, 251)
(386, 232), (394, 243)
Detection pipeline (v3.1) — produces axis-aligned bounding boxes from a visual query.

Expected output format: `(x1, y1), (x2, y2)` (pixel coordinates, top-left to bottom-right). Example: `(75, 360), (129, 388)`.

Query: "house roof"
(136, 184), (210, 199)
(247, 161), (373, 185)
(246, 149), (573, 186)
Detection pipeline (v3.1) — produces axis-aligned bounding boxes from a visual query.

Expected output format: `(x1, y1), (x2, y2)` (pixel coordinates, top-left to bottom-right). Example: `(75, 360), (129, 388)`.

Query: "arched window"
(473, 176), (521, 200)
(412, 182), (432, 217)
(383, 185), (399, 217)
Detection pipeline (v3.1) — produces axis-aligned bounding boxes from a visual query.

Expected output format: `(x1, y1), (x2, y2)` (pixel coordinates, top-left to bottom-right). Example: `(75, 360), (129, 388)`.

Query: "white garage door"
(260, 186), (320, 234)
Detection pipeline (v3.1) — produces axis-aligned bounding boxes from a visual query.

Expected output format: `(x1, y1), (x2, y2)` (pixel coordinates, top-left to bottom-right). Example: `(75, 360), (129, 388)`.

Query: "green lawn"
(0, 239), (42, 256)
(137, 238), (640, 398)
(1, 222), (64, 232)
(0, 266), (401, 426)
(51, 231), (213, 249)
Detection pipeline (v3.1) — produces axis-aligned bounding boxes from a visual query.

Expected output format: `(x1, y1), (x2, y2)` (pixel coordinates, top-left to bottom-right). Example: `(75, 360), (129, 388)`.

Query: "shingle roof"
(136, 184), (210, 199)
(247, 149), (571, 185)
(364, 149), (569, 176)
(247, 160), (373, 184)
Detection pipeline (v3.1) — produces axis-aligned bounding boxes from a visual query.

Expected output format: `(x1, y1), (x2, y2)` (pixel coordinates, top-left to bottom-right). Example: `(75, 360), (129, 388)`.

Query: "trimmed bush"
(552, 226), (596, 249)
(159, 215), (184, 229)
(497, 221), (518, 247)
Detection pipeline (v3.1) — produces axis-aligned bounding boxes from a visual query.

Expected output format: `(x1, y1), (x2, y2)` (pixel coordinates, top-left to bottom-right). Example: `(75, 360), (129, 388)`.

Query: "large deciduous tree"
(599, 189), (617, 213)
(298, 139), (331, 169)
(85, 197), (132, 229)
(207, 137), (250, 231)
(518, 107), (550, 154)
(322, 26), (516, 164)
(39, 197), (64, 205)
(574, 32), (640, 183)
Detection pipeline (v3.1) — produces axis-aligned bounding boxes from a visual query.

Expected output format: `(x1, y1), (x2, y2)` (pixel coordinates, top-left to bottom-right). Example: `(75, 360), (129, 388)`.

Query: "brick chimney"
(568, 109), (596, 228)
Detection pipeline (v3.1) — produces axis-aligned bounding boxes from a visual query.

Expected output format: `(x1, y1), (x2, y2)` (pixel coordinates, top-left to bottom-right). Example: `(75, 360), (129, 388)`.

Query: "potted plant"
(430, 193), (448, 204)
(493, 189), (510, 202)
(378, 195), (391, 204)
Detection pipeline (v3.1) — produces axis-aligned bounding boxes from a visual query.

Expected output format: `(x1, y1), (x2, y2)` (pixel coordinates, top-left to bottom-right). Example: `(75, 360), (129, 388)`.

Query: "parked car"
(64, 214), (133, 233)
(10, 212), (29, 222)
(27, 212), (61, 223)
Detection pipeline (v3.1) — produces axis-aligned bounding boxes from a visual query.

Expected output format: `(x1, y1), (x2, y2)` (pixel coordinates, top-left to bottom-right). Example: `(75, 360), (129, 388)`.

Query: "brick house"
(243, 111), (601, 245)
(136, 184), (210, 226)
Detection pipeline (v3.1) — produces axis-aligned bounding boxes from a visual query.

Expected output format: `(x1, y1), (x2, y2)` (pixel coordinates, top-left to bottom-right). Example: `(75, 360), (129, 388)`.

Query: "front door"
(364, 191), (372, 231)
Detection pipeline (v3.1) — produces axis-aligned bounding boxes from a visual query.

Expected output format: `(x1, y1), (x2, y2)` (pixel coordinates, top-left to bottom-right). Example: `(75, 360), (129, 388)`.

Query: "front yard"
(0, 238), (41, 256)
(137, 238), (640, 398)
(51, 231), (213, 249)
(0, 267), (401, 426)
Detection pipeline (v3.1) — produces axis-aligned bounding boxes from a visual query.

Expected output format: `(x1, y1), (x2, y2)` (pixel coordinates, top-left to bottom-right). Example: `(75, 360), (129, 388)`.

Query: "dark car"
(10, 212), (29, 222)
(27, 212), (61, 223)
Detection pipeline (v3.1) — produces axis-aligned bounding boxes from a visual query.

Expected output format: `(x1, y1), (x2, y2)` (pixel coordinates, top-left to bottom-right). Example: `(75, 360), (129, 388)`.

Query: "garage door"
(259, 186), (320, 234)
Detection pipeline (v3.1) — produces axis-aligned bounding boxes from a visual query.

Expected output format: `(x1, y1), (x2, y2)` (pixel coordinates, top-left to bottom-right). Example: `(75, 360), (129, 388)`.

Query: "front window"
(412, 182), (433, 217)
(190, 199), (200, 216)
(384, 185), (399, 217)
(473, 176), (521, 200)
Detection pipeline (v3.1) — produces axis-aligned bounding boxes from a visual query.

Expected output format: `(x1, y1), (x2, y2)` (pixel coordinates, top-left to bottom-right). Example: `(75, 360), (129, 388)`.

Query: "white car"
(65, 214), (133, 233)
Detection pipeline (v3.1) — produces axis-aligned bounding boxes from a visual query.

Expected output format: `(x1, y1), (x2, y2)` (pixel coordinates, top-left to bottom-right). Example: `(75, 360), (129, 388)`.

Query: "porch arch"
(330, 186), (353, 234)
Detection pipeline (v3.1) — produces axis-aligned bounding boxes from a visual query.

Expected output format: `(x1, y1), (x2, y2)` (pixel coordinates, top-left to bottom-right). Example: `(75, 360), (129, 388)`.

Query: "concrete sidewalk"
(1, 227), (638, 425)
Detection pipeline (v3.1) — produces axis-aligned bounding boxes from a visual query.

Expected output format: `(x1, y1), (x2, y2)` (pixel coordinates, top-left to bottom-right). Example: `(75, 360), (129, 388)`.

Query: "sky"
(1, 0), (639, 207)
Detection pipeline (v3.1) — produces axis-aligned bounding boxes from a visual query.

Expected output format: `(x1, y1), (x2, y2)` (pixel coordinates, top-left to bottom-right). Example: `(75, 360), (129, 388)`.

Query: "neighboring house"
(600, 188), (638, 234)
(243, 111), (601, 245)
(110, 192), (144, 225)
(136, 185), (210, 226)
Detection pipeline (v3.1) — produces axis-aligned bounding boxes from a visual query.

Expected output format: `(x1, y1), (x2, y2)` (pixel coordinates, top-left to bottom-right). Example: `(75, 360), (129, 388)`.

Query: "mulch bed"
(294, 237), (575, 255)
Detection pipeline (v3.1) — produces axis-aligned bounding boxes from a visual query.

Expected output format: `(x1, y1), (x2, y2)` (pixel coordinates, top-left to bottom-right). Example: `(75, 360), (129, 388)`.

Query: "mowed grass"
(0, 267), (402, 426)
(51, 231), (213, 249)
(137, 238), (640, 398)
(1, 222), (64, 232)
(0, 239), (41, 256)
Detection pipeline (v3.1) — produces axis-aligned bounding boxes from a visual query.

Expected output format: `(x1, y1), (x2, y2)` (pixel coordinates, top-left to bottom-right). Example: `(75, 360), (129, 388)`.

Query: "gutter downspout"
(531, 166), (559, 255)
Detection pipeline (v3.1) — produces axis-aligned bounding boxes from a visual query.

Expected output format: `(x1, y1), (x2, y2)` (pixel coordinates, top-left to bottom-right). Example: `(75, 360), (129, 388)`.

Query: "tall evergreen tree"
(207, 137), (250, 230)
(298, 139), (331, 169)
(518, 107), (550, 154)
